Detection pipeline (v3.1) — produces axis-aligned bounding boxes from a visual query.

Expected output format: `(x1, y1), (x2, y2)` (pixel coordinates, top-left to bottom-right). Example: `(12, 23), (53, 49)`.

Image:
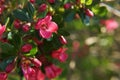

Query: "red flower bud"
(13, 19), (21, 29)
(64, 3), (71, 9)
(48, 0), (55, 4)
(59, 36), (67, 45)
(29, 0), (35, 3)
(85, 9), (94, 17)
(0, 72), (7, 80)
(22, 24), (30, 32)
(5, 62), (15, 73)
(30, 58), (42, 67)
(39, 3), (47, 12)
(21, 44), (32, 53)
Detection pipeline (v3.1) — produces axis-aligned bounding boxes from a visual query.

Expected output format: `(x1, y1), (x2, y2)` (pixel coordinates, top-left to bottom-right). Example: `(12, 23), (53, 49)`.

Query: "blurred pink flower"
(45, 64), (62, 79)
(52, 48), (68, 62)
(21, 44), (32, 53)
(0, 24), (6, 36)
(101, 19), (119, 32)
(35, 15), (58, 39)
(0, 72), (7, 80)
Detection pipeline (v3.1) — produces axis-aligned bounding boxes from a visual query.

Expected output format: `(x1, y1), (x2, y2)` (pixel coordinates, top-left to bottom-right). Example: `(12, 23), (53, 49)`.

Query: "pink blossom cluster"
(0, 14), (68, 80)
(100, 19), (119, 32)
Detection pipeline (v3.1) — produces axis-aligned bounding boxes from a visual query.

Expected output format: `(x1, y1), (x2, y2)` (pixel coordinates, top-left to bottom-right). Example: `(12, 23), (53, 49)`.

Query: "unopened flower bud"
(0, 72), (7, 80)
(30, 58), (42, 67)
(64, 3), (71, 9)
(85, 9), (94, 17)
(39, 3), (47, 12)
(21, 44), (32, 53)
(5, 62), (15, 73)
(22, 23), (30, 32)
(13, 19), (21, 29)
(59, 36), (67, 45)
(48, 0), (55, 4)
(29, 0), (35, 3)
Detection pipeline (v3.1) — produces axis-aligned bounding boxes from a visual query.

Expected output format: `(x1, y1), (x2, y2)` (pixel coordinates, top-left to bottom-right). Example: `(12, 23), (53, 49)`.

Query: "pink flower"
(48, 0), (55, 4)
(52, 48), (68, 62)
(59, 36), (67, 45)
(85, 9), (94, 17)
(45, 64), (62, 79)
(39, 4), (47, 12)
(22, 64), (45, 80)
(22, 24), (30, 32)
(29, 0), (35, 3)
(0, 72), (7, 80)
(30, 58), (42, 67)
(5, 61), (15, 73)
(0, 24), (5, 36)
(35, 15), (58, 39)
(64, 3), (72, 9)
(21, 44), (32, 52)
(100, 19), (119, 32)
(13, 19), (21, 29)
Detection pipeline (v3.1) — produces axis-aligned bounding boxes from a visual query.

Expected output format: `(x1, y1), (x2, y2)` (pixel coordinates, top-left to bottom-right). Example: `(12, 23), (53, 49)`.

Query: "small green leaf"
(24, 2), (35, 19)
(81, 0), (85, 4)
(13, 9), (31, 21)
(37, 11), (47, 19)
(24, 47), (38, 57)
(92, 6), (108, 17)
(86, 0), (93, 5)
(0, 42), (15, 54)
(9, 33), (22, 49)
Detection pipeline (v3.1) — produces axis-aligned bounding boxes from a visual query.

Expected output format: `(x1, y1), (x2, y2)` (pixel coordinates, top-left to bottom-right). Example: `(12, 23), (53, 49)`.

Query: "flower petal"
(44, 15), (52, 22)
(47, 22), (58, 32)
(40, 30), (52, 39)
(0, 25), (6, 36)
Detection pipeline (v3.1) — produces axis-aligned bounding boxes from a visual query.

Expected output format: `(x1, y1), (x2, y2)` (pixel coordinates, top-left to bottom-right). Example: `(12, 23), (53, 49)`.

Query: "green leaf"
(92, 6), (108, 17)
(86, 0), (93, 5)
(0, 56), (15, 71)
(9, 33), (22, 49)
(83, 15), (90, 26)
(24, 2), (35, 19)
(80, 0), (85, 4)
(58, 29), (70, 36)
(64, 11), (76, 22)
(37, 11), (47, 19)
(13, 9), (31, 21)
(0, 42), (14, 53)
(24, 47), (38, 57)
